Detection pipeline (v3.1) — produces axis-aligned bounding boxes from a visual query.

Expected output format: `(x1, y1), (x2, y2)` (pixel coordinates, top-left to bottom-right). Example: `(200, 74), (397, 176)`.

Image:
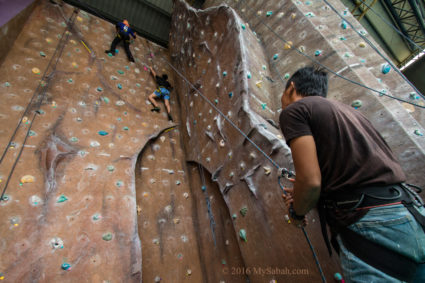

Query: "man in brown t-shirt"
(279, 67), (425, 282)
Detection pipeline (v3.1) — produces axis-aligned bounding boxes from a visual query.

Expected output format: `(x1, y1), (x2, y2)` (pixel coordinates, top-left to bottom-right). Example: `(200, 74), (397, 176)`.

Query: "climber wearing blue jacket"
(105, 19), (136, 62)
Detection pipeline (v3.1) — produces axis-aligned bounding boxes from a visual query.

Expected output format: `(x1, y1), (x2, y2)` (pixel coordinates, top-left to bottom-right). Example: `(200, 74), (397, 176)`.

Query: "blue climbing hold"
(247, 72), (251, 79)
(334, 273), (343, 281)
(61, 263), (71, 271)
(222, 71), (227, 77)
(214, 99), (218, 104)
(228, 92), (233, 98)
(98, 131), (108, 136)
(97, 87), (103, 92)
(341, 21), (347, 29)
(381, 63), (391, 74)
(414, 130), (423, 136)
(201, 185), (206, 192)
(57, 195), (68, 203)
(266, 11), (273, 17)
(273, 54), (278, 60)
(261, 103), (267, 110)
(117, 83), (122, 89)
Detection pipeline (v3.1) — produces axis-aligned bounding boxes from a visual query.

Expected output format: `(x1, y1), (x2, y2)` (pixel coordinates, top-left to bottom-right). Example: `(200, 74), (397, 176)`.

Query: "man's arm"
(149, 66), (157, 78)
(290, 135), (321, 216)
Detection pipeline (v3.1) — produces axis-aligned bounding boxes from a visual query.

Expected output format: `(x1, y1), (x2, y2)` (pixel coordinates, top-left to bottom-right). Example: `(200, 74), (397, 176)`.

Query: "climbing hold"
(72, 62), (78, 68)
(414, 130), (423, 136)
(102, 232), (113, 241)
(247, 72), (252, 79)
(240, 207), (248, 217)
(250, 152), (256, 159)
(176, 180), (181, 185)
(0, 273), (4, 280)
(50, 237), (64, 249)
(117, 70), (124, 75)
(183, 192), (189, 199)
(214, 99), (218, 104)
(341, 21), (348, 29)
(116, 100), (125, 106)
(92, 213), (101, 221)
(116, 180), (124, 187)
(273, 54), (278, 60)
(351, 100), (362, 108)
(284, 73), (290, 79)
(201, 185), (206, 192)
(57, 195), (68, 203)
(228, 92), (233, 98)
(4, 82), (10, 87)
(102, 97), (110, 104)
(154, 276), (161, 282)
(256, 81), (263, 88)
(240, 162), (246, 170)
(136, 83), (141, 88)
(263, 166), (271, 175)
(61, 263), (71, 271)
(32, 67), (40, 75)
(340, 36), (346, 41)
(305, 12), (315, 17)
(284, 41), (293, 49)
(186, 269), (192, 276)
(123, 126), (129, 131)
(229, 172), (234, 177)
(344, 52), (352, 58)
(261, 103), (267, 110)
(239, 229), (247, 242)
(107, 165), (115, 172)
(98, 131), (108, 136)
(358, 42), (366, 48)
(173, 218), (180, 224)
(96, 87), (103, 92)
(409, 92), (419, 100)
(232, 214), (237, 219)
(314, 50), (322, 56)
(90, 141), (100, 147)
(117, 83), (122, 89)
(222, 71), (227, 77)
(219, 139), (225, 147)
(381, 63), (391, 74)
(21, 175), (35, 184)
(262, 65), (267, 70)
(291, 13), (296, 19)
(125, 66), (130, 70)
(266, 11), (273, 17)
(241, 24), (246, 30)
(334, 273), (343, 281)
(40, 51), (46, 57)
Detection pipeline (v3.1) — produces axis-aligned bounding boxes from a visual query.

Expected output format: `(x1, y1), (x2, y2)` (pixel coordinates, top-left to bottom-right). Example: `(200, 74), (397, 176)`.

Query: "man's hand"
(282, 187), (307, 228)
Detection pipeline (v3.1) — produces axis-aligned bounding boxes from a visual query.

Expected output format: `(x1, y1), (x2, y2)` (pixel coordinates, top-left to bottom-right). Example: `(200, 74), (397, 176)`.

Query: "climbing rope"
(238, 0), (425, 109)
(163, 58), (326, 282)
(0, 8), (78, 201)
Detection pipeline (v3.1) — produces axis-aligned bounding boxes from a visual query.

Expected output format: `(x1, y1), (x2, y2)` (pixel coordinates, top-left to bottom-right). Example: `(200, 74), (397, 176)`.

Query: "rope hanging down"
(163, 58), (326, 282)
(238, 0), (425, 109)
(0, 9), (78, 201)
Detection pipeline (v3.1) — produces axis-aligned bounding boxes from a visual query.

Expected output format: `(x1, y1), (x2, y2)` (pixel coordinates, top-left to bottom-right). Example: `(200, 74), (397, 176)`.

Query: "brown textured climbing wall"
(203, 0), (425, 187)
(170, 0), (341, 281)
(0, 1), (186, 281)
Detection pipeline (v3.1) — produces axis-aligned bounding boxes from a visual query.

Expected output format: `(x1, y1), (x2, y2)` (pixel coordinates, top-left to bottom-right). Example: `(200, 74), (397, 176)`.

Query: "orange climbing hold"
(20, 175), (35, 184)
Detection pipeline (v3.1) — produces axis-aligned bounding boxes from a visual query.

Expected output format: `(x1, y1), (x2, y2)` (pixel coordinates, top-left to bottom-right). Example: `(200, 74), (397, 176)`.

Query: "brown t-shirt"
(279, 96), (406, 196)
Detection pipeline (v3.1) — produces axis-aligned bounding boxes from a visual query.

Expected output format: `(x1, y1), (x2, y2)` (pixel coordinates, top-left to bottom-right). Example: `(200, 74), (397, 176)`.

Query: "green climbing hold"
(93, 213), (101, 221)
(414, 130), (423, 136)
(68, 79), (73, 83)
(214, 99), (218, 104)
(117, 83), (122, 89)
(240, 207), (248, 216)
(241, 24), (246, 30)
(351, 100), (362, 108)
(201, 185), (206, 192)
(262, 65), (267, 70)
(239, 229), (247, 242)
(98, 131), (108, 136)
(4, 82), (11, 87)
(341, 21), (347, 29)
(334, 273), (343, 281)
(40, 51), (46, 57)
(314, 50), (322, 56)
(222, 71), (227, 77)
(116, 180), (123, 187)
(409, 92), (419, 100)
(136, 83), (141, 88)
(107, 52), (113, 57)
(69, 137), (78, 143)
(232, 214), (237, 219)
(340, 36), (346, 41)
(117, 70), (124, 75)
(284, 73), (290, 79)
(102, 97), (110, 104)
(261, 103), (267, 110)
(266, 11), (273, 16)
(107, 165), (115, 172)
(102, 232), (113, 241)
(247, 72), (251, 79)
(97, 87), (103, 92)
(123, 126), (129, 131)
(61, 263), (71, 270)
(273, 54), (278, 60)
(57, 195), (68, 203)
(28, 130), (36, 136)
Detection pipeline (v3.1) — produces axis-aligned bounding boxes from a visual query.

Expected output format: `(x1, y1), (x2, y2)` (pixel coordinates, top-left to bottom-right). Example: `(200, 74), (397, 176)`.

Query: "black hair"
(162, 74), (168, 80)
(285, 67), (328, 97)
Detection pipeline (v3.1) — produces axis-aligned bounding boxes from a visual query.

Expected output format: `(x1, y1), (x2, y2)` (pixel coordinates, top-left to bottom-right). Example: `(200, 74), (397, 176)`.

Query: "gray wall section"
(64, 0), (172, 46)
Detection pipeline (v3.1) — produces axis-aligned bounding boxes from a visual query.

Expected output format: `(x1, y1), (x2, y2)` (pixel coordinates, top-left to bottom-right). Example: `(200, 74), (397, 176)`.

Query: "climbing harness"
(0, 8), (79, 201)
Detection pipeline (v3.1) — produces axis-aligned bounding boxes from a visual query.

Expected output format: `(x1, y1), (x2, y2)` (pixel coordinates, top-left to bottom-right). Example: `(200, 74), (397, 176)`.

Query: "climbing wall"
(202, 0), (425, 186)
(0, 1), (197, 281)
(170, 0), (341, 282)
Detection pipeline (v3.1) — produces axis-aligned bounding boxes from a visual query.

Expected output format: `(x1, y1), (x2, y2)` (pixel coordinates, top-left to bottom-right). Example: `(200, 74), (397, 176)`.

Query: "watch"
(289, 204), (305, 220)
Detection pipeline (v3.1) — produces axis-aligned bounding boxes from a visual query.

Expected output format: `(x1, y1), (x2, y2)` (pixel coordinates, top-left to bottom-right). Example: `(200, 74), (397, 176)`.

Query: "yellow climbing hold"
(284, 41), (293, 50)
(21, 175), (35, 183)
(142, 122), (148, 127)
(256, 81), (263, 88)
(70, 39), (76, 45)
(359, 42), (366, 48)
(22, 117), (28, 123)
(291, 13), (296, 19)
(46, 38), (52, 43)
(143, 192), (149, 197)
(77, 16), (83, 22)
(32, 67), (40, 75)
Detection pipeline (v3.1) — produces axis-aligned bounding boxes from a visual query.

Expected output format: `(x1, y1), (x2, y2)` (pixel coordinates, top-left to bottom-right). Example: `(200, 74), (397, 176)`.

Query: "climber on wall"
(105, 19), (136, 62)
(279, 67), (425, 282)
(148, 66), (173, 121)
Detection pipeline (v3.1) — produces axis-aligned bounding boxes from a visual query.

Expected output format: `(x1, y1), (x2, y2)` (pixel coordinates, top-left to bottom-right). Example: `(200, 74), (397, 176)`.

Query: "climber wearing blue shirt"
(148, 66), (174, 121)
(105, 19), (136, 62)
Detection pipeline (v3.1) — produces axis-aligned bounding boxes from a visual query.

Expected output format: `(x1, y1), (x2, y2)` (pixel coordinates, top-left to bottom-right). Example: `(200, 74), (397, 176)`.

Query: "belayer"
(148, 66), (173, 121)
(105, 19), (136, 62)
(279, 67), (425, 282)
